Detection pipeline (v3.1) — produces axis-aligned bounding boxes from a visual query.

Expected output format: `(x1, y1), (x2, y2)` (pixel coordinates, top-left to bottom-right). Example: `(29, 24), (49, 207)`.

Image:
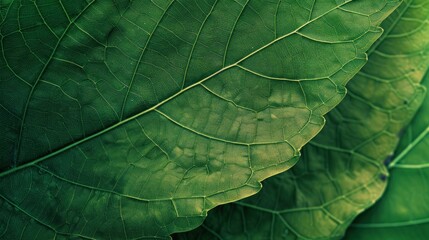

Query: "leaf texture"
(346, 56), (429, 239)
(175, 0), (429, 239)
(0, 0), (399, 239)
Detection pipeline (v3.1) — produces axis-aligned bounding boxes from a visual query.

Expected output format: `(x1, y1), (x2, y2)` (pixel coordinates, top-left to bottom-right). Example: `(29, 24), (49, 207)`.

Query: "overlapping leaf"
(346, 68), (429, 239)
(0, 0), (400, 238)
(175, 0), (429, 239)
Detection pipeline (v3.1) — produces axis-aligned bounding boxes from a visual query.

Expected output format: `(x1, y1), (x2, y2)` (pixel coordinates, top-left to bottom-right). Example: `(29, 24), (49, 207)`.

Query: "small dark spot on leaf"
(383, 154), (394, 166)
(379, 174), (387, 181)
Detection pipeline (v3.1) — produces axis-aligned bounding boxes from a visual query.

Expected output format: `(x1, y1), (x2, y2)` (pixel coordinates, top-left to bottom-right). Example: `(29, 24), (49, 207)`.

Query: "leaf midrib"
(389, 127), (429, 168)
(389, 67), (429, 168)
(351, 216), (429, 228)
(1, 0), (353, 178)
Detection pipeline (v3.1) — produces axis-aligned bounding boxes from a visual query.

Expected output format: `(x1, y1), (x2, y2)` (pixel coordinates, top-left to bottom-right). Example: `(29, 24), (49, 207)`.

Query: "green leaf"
(345, 57), (429, 239)
(175, 0), (429, 239)
(0, 0), (399, 238)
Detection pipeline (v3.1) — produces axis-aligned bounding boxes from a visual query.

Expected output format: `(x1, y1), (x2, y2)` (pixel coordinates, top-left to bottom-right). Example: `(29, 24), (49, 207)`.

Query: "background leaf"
(347, 1), (429, 238)
(0, 0), (400, 238)
(175, 0), (429, 239)
(346, 63), (429, 239)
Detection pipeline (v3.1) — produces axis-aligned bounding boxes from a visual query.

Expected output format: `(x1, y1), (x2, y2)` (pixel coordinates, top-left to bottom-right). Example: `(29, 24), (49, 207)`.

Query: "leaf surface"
(175, 0), (429, 239)
(346, 52), (429, 240)
(0, 0), (398, 238)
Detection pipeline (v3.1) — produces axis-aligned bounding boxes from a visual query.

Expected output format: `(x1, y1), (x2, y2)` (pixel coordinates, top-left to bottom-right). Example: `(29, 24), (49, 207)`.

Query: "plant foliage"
(175, 0), (429, 239)
(0, 0), (428, 239)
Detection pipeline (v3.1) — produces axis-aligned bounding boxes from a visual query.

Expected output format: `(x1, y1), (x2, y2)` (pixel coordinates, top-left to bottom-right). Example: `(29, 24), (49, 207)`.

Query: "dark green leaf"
(0, 0), (399, 238)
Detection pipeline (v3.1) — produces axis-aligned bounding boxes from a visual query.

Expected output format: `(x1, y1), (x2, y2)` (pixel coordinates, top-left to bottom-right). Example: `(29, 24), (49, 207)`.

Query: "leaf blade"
(175, 0), (429, 239)
(346, 71), (429, 240)
(0, 0), (400, 238)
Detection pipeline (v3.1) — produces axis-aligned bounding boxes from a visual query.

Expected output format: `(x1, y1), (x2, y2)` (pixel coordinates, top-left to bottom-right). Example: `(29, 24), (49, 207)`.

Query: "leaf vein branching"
(0, 194), (95, 240)
(236, 64), (328, 81)
(222, 0), (250, 67)
(32, 164), (205, 202)
(120, 0), (175, 120)
(1, 0), (353, 178)
(181, 0), (219, 89)
(155, 109), (289, 146)
(367, 0), (414, 56)
(200, 84), (258, 113)
(389, 127), (429, 168)
(14, 0), (96, 165)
